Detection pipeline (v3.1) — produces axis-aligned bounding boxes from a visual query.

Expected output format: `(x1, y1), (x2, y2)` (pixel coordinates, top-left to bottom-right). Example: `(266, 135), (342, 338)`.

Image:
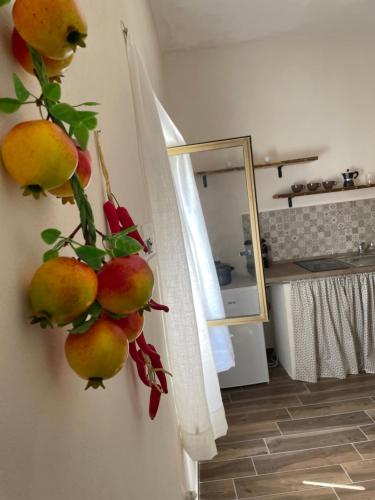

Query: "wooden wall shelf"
(255, 155), (318, 177)
(195, 155), (319, 186)
(273, 183), (375, 207)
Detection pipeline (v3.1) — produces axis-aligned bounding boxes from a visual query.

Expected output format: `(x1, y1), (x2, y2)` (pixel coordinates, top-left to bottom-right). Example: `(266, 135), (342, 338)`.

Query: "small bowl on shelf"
(322, 180), (337, 191)
(291, 184), (305, 193)
(307, 182), (321, 191)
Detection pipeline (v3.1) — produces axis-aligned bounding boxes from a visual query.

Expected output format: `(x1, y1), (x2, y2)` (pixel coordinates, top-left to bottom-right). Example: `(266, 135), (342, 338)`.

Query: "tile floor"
(199, 366), (375, 499)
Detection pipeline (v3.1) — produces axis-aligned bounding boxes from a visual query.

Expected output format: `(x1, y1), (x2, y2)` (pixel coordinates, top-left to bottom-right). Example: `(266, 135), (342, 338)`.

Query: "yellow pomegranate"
(30, 257), (98, 325)
(13, 0), (87, 60)
(1, 120), (78, 197)
(49, 147), (91, 200)
(65, 318), (129, 389)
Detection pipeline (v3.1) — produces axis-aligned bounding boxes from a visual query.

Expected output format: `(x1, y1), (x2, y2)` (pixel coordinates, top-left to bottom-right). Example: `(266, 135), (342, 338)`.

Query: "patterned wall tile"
(242, 198), (375, 262)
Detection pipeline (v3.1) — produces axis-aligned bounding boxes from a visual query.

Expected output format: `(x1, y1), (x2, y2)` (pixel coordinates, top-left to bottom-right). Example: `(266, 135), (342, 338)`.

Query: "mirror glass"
(168, 137), (268, 326)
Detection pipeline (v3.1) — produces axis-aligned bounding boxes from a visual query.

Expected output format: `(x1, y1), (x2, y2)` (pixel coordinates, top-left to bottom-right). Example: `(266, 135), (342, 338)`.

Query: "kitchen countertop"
(265, 252), (375, 284)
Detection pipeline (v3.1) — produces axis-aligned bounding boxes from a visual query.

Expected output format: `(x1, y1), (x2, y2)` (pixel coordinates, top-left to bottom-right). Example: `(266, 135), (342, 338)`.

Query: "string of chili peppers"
(95, 131), (171, 420)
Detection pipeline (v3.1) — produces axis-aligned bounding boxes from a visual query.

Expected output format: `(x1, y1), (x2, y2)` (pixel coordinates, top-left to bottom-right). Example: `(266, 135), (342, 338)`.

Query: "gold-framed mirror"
(167, 136), (268, 326)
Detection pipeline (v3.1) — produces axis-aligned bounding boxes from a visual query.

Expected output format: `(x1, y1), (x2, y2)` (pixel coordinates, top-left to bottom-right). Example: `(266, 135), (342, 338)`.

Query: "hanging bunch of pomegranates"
(0, 0), (171, 419)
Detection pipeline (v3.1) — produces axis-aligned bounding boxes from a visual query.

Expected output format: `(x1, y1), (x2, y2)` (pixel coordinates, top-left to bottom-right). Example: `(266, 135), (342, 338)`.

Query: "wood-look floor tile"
(234, 465), (349, 498)
(225, 395), (301, 416)
(230, 382), (308, 402)
(199, 479), (236, 500)
(277, 411), (372, 435)
(269, 365), (289, 379)
(220, 420), (280, 443)
(306, 374), (375, 393)
(354, 440), (375, 459)
(253, 444), (360, 475)
(221, 391), (231, 404)
(288, 398), (375, 419)
(343, 458), (375, 482)
(299, 385), (375, 405)
(200, 458), (255, 481)
(335, 479), (375, 499)
(364, 408), (375, 420)
(361, 424), (375, 440)
(227, 408), (290, 426)
(266, 428), (367, 454)
(214, 439), (268, 462)
(242, 488), (338, 499)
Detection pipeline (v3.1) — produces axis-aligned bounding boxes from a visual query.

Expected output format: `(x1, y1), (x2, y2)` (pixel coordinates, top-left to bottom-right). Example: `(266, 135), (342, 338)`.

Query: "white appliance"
(218, 285), (269, 388)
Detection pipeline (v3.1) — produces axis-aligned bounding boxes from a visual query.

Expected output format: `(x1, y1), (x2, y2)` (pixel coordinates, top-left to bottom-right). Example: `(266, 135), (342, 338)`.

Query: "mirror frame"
(167, 136), (268, 326)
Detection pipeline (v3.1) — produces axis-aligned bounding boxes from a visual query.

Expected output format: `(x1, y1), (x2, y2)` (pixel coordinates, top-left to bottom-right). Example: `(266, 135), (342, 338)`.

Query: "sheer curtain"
(126, 34), (229, 461)
(155, 99), (234, 374)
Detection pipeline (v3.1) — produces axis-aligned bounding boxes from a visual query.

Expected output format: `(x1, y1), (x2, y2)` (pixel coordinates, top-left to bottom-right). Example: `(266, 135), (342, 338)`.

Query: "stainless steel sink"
(339, 255), (375, 267)
(295, 259), (352, 272)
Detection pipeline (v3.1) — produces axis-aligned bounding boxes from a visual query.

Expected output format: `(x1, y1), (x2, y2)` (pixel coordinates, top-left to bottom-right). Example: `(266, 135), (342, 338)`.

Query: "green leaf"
(0, 0), (11, 6)
(12, 74), (30, 102)
(74, 110), (98, 130)
(43, 249), (59, 262)
(107, 311), (128, 319)
(28, 47), (49, 86)
(74, 245), (106, 270)
(123, 225), (138, 235)
(42, 82), (61, 102)
(68, 301), (102, 334)
(72, 123), (89, 150)
(41, 228), (61, 244)
(0, 98), (21, 113)
(86, 301), (102, 317)
(75, 110), (98, 120)
(107, 232), (143, 257)
(82, 115), (97, 130)
(75, 102), (100, 107)
(68, 316), (97, 334)
(69, 301), (101, 328)
(50, 103), (78, 124)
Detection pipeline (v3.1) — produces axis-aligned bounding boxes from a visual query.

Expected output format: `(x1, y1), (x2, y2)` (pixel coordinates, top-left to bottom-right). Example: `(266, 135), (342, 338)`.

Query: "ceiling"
(149, 0), (375, 52)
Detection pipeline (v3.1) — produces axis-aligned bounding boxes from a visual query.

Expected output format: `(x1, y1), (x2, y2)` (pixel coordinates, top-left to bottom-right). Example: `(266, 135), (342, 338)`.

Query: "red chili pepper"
(129, 341), (143, 364)
(103, 201), (122, 233)
(136, 332), (160, 363)
(148, 344), (168, 394)
(136, 359), (151, 387)
(149, 385), (162, 420)
(149, 298), (169, 313)
(116, 206), (148, 253)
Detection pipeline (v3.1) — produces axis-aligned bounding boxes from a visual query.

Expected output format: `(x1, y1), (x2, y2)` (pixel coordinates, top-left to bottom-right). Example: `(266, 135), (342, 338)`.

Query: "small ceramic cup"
(307, 182), (321, 191)
(291, 184), (305, 193)
(322, 180), (337, 191)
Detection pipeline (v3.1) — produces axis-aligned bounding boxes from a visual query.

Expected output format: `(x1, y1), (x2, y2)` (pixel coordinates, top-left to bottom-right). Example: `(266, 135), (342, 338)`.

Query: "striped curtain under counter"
(291, 272), (375, 383)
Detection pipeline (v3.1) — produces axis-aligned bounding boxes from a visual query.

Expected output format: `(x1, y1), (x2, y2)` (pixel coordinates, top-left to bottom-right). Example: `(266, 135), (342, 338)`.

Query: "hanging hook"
(120, 20), (128, 40)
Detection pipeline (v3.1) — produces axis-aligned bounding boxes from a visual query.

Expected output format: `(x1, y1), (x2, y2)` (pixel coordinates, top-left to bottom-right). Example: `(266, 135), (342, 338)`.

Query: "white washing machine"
(218, 285), (269, 388)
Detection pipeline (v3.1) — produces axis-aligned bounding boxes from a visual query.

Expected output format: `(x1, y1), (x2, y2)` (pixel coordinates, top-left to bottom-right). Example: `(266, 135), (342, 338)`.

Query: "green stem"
(28, 47), (97, 247)
(70, 174), (96, 245)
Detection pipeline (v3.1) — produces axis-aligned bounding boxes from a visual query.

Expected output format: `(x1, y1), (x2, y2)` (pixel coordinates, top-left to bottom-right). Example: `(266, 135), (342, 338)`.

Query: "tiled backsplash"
(242, 198), (375, 262)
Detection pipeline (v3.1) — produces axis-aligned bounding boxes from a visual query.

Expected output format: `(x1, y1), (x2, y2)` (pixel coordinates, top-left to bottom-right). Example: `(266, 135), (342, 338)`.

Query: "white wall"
(0, 2), (189, 500)
(163, 32), (375, 212)
(197, 170), (250, 274)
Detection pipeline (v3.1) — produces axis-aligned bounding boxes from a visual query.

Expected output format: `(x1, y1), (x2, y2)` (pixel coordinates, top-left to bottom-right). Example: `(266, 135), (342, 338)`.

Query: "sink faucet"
(356, 241), (374, 255)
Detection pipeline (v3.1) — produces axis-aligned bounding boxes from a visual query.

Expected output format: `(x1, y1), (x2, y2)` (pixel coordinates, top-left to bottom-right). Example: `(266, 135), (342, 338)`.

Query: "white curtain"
(126, 34), (228, 461)
(155, 99), (235, 374)
(292, 272), (375, 383)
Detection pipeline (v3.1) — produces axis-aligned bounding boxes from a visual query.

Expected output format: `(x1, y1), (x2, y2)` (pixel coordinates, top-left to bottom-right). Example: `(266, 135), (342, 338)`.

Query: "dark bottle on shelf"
(261, 239), (269, 268)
